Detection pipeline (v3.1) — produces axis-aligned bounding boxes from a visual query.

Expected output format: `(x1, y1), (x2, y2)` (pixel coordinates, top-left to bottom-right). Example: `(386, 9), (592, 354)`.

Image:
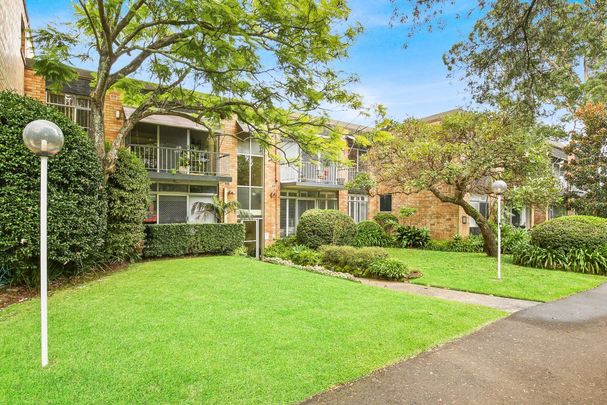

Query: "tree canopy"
(368, 110), (560, 256)
(564, 102), (607, 217)
(33, 0), (363, 176)
(391, 0), (607, 119)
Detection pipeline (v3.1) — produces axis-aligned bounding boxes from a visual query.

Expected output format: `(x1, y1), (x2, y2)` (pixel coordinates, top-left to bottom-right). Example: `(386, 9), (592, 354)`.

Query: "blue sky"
(26, 0), (478, 125)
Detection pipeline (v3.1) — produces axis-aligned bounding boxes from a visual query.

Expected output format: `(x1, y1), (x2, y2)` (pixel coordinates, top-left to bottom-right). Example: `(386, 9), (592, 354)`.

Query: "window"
(279, 190), (338, 236)
(237, 134), (264, 217)
(468, 195), (489, 235)
(509, 206), (531, 228)
(549, 204), (567, 220)
(348, 194), (368, 223)
(148, 183), (218, 224)
(157, 195), (188, 224)
(379, 194), (392, 212)
(46, 93), (91, 132)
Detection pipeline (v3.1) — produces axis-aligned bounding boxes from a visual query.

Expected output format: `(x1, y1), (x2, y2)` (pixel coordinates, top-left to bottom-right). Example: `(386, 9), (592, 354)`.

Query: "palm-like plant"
(190, 195), (250, 223)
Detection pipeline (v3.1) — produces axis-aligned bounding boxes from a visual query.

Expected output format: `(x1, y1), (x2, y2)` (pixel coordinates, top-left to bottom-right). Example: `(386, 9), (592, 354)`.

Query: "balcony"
(129, 144), (231, 182)
(280, 161), (346, 188)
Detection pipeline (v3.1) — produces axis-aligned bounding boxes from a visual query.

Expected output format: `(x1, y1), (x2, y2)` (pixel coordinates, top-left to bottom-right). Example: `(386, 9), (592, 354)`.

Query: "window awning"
(123, 107), (222, 133)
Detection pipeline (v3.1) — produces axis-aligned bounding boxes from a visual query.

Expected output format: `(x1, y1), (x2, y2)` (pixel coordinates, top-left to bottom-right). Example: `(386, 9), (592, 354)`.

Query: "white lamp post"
(23, 120), (64, 368)
(491, 180), (508, 280)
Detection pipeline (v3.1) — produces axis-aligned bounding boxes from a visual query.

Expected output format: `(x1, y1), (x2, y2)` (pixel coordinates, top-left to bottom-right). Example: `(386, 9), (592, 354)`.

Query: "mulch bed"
(0, 262), (128, 310)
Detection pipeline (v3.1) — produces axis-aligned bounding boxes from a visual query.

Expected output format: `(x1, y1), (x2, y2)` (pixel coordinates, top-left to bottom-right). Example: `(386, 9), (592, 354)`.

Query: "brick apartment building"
(1, 0), (568, 255)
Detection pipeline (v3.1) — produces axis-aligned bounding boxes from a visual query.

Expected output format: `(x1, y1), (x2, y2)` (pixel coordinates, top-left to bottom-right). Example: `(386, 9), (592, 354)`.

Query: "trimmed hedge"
(296, 209), (357, 249)
(426, 235), (484, 253)
(0, 91), (107, 286)
(143, 223), (245, 257)
(319, 245), (408, 280)
(353, 221), (392, 247)
(530, 215), (607, 251)
(104, 148), (151, 262)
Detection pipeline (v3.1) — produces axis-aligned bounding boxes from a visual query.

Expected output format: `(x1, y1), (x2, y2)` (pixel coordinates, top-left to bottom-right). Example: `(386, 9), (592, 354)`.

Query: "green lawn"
(0, 256), (503, 404)
(389, 248), (606, 302)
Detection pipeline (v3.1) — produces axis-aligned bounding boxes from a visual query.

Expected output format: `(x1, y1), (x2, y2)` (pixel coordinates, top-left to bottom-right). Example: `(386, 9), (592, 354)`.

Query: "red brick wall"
(103, 91), (124, 143)
(23, 67), (45, 102)
(218, 120), (239, 224)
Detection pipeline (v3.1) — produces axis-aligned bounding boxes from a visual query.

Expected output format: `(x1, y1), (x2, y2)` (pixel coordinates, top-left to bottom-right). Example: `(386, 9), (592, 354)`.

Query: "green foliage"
(394, 225), (430, 248)
(500, 224), (530, 254)
(398, 207), (417, 219)
(426, 235), (485, 253)
(512, 244), (607, 275)
(296, 209), (357, 249)
(368, 110), (559, 256)
(191, 195), (247, 223)
(319, 245), (390, 278)
(530, 216), (607, 251)
(34, 0), (364, 173)
(0, 91), (106, 286)
(565, 104), (607, 217)
(143, 224), (245, 257)
(264, 237), (322, 266)
(367, 257), (410, 281)
(373, 212), (399, 234)
(104, 148), (150, 263)
(345, 172), (376, 193)
(353, 221), (393, 247)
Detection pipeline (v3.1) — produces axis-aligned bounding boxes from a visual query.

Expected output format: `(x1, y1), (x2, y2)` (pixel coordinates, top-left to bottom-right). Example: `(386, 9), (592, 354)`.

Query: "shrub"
(501, 224), (530, 254)
(367, 257), (409, 280)
(512, 243), (607, 275)
(143, 223), (245, 257)
(104, 148), (151, 263)
(394, 225), (430, 248)
(426, 235), (484, 253)
(354, 221), (392, 247)
(288, 245), (322, 266)
(530, 215), (607, 251)
(319, 245), (389, 277)
(373, 212), (399, 233)
(263, 237), (297, 259)
(0, 91), (107, 286)
(296, 209), (357, 249)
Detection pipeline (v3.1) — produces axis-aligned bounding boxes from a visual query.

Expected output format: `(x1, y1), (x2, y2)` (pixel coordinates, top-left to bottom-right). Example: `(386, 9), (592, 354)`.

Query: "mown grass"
(389, 248), (605, 302)
(0, 256), (503, 404)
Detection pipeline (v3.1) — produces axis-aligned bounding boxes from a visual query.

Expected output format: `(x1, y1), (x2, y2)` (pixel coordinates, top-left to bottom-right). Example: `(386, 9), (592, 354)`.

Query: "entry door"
(242, 218), (262, 258)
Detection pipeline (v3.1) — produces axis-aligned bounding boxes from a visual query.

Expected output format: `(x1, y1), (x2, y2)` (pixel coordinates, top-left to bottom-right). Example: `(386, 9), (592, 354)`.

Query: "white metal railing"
(280, 161), (344, 185)
(129, 144), (229, 176)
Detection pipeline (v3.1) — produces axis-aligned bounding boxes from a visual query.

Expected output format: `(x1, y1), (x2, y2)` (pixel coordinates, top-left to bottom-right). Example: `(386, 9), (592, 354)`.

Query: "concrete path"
(359, 279), (539, 313)
(303, 283), (607, 405)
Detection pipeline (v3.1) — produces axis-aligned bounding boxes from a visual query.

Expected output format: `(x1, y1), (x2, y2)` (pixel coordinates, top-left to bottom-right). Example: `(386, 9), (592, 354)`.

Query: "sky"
(25, 0), (479, 126)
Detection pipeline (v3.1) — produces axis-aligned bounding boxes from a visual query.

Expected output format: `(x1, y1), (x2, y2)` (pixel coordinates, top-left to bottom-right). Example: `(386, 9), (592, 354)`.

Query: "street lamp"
(23, 119), (64, 367)
(491, 180), (507, 280)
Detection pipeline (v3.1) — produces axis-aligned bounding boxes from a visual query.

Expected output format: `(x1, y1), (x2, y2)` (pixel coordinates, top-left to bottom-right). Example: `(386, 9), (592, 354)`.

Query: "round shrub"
(367, 258), (409, 280)
(296, 209), (357, 249)
(354, 221), (392, 247)
(0, 91), (107, 286)
(373, 212), (399, 233)
(104, 148), (151, 262)
(530, 215), (607, 251)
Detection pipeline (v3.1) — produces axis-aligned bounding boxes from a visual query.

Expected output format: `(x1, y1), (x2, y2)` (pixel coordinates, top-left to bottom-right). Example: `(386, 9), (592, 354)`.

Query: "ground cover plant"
(388, 249), (605, 302)
(0, 256), (503, 403)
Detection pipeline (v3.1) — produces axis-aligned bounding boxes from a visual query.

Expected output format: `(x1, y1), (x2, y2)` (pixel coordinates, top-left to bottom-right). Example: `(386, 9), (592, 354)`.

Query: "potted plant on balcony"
(178, 152), (190, 174)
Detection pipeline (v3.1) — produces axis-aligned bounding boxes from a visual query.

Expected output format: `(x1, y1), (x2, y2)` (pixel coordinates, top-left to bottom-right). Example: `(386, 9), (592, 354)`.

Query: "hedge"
(530, 215), (607, 251)
(0, 91), (107, 286)
(105, 148), (151, 262)
(296, 209), (357, 249)
(143, 223), (245, 257)
(319, 245), (408, 280)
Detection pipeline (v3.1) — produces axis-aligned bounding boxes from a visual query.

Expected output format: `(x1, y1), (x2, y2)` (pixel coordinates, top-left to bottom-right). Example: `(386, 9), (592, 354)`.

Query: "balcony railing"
(281, 161), (344, 185)
(129, 144), (229, 177)
(346, 164), (367, 182)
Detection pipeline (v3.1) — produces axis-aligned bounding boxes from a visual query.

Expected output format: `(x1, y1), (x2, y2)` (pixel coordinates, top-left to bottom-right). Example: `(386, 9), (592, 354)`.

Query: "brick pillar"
(24, 67), (45, 102)
(103, 90), (124, 143)
(368, 194), (379, 221)
(218, 120), (239, 224)
(338, 189), (348, 215)
(533, 207), (547, 227)
(264, 150), (280, 246)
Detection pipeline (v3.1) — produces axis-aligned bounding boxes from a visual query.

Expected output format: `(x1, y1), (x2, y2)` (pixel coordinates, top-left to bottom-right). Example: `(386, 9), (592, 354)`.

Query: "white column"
(40, 156), (49, 367)
(497, 194), (502, 280)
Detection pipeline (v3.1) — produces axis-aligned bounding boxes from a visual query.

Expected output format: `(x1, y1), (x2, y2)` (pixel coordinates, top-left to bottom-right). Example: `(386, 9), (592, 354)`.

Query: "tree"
(191, 195), (247, 223)
(33, 0), (362, 179)
(391, 0), (607, 119)
(368, 110), (560, 256)
(564, 102), (607, 217)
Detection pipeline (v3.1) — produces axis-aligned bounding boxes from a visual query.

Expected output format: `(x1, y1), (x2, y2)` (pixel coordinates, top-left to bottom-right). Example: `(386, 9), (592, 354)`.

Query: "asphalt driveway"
(304, 283), (607, 404)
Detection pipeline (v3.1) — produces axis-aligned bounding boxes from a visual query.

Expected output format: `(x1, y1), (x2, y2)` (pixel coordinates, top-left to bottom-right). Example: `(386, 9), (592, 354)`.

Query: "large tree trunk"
(458, 199), (498, 257)
(90, 99), (106, 160)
